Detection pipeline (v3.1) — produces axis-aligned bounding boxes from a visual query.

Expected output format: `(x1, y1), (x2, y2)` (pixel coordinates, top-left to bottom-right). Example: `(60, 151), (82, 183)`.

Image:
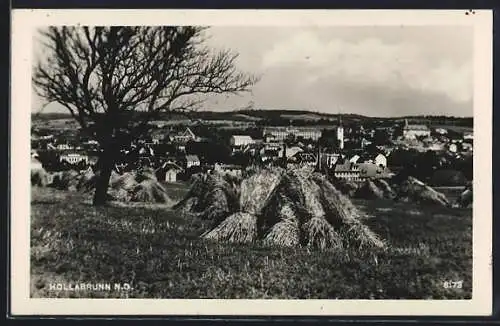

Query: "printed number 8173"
(443, 280), (463, 289)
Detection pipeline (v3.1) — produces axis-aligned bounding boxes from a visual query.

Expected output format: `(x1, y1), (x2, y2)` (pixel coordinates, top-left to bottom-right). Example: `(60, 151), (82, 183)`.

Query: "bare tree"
(33, 26), (257, 205)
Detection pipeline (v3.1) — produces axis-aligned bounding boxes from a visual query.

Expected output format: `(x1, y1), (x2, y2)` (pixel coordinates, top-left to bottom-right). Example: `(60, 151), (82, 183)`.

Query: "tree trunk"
(93, 150), (114, 206)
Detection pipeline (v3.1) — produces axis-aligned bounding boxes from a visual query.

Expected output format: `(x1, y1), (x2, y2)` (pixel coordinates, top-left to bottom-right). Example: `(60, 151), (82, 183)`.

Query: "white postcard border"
(10, 9), (493, 316)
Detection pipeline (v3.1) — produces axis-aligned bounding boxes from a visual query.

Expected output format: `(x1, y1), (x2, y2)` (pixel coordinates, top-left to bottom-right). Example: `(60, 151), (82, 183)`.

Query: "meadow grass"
(31, 187), (472, 299)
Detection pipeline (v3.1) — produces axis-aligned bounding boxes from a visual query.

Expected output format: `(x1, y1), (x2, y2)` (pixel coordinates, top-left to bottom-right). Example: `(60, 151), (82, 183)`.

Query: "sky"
(32, 25), (473, 117)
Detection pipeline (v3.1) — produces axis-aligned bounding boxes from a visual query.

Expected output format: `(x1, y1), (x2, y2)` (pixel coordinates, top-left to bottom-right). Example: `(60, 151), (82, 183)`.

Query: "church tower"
(337, 114), (344, 150)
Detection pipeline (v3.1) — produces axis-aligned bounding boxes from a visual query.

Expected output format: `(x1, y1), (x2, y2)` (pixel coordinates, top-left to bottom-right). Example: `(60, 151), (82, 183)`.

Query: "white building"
(185, 155), (201, 168)
(263, 127), (322, 141)
(463, 132), (473, 141)
(427, 143), (445, 151)
(349, 154), (360, 164)
(60, 153), (88, 165)
(164, 168), (179, 182)
(402, 119), (431, 139)
(214, 163), (243, 177)
(319, 153), (340, 169)
(278, 146), (303, 159)
(336, 116), (344, 150)
(158, 161), (183, 182)
(374, 153), (387, 167)
(435, 128), (448, 135)
(230, 135), (255, 147)
(172, 127), (199, 143)
(56, 143), (72, 151)
(462, 142), (473, 151)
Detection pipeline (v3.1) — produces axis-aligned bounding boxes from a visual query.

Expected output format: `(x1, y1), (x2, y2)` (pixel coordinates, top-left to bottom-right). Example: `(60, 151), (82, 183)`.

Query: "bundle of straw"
(110, 172), (138, 192)
(50, 170), (80, 190)
(330, 177), (359, 197)
(398, 176), (450, 207)
(312, 174), (386, 250)
(76, 169), (96, 192)
(355, 179), (385, 200)
(263, 203), (300, 247)
(31, 168), (50, 187)
(455, 187), (473, 208)
(203, 212), (258, 243)
(375, 179), (397, 199)
(135, 167), (157, 183)
(197, 167), (386, 252)
(302, 216), (343, 250)
(239, 167), (284, 214)
(131, 179), (173, 204)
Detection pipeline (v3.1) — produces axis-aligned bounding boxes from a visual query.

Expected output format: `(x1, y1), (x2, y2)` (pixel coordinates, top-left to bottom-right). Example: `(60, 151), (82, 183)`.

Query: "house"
(318, 152), (340, 169)
(291, 152), (317, 167)
(462, 142), (473, 151)
(449, 143), (458, 153)
(56, 143), (72, 151)
(463, 132), (473, 141)
(151, 133), (164, 145)
(172, 127), (199, 143)
(349, 154), (360, 164)
(242, 142), (262, 156)
(263, 127), (322, 141)
(264, 134), (279, 143)
(374, 153), (387, 167)
(435, 128), (448, 135)
(361, 138), (372, 149)
(259, 146), (281, 163)
(402, 119), (431, 139)
(263, 142), (282, 151)
(39, 134), (54, 141)
(156, 161), (183, 182)
(88, 155), (99, 166)
(185, 155), (201, 169)
(230, 135), (255, 147)
(279, 146), (303, 159)
(164, 168), (179, 182)
(138, 145), (155, 157)
(334, 163), (363, 182)
(213, 163), (244, 177)
(427, 143), (445, 151)
(59, 152), (89, 165)
(334, 162), (391, 182)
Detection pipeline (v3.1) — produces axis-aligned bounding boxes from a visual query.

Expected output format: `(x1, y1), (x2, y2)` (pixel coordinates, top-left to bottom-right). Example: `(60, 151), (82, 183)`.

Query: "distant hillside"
(32, 109), (473, 127)
(32, 112), (73, 120)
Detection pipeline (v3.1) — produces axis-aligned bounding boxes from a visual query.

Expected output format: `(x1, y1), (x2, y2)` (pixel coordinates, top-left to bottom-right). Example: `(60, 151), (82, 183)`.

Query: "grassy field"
(31, 186), (472, 299)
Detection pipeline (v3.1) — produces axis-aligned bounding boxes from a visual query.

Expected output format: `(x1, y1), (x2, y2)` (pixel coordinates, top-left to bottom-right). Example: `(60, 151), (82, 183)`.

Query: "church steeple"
(336, 109), (344, 150)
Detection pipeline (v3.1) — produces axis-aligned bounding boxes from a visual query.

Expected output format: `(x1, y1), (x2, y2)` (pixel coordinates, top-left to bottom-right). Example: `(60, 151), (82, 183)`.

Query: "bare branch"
(33, 25), (258, 157)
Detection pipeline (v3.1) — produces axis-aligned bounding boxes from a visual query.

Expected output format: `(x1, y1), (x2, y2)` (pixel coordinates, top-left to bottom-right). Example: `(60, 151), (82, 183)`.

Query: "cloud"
(32, 26), (473, 117)
(260, 30), (473, 108)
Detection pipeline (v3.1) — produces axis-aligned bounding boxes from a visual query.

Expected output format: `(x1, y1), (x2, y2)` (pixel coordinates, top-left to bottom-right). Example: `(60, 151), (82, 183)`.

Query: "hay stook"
(396, 176), (450, 207)
(174, 171), (243, 224)
(197, 167), (386, 252)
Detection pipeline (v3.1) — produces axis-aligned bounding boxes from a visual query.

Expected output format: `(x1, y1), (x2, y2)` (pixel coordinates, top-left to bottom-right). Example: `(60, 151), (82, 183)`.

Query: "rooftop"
(231, 135), (254, 140)
(334, 162), (390, 178)
(404, 124), (430, 131)
(264, 127), (322, 133)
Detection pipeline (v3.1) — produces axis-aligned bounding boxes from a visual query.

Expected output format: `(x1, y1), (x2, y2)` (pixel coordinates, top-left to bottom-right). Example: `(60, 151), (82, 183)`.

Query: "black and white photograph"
(11, 10), (492, 316)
